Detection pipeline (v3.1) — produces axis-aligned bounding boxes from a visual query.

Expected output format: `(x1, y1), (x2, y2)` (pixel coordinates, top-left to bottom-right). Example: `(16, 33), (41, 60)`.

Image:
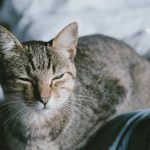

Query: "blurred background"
(1, 0), (150, 98)
(0, 0), (150, 55)
(0, 1), (150, 148)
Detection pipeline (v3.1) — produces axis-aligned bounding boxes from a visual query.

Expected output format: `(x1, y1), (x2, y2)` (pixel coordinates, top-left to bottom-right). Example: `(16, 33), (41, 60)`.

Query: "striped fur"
(1, 22), (150, 150)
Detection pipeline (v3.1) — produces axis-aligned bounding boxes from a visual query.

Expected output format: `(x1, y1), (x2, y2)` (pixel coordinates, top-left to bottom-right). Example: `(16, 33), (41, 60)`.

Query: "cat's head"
(0, 22), (78, 114)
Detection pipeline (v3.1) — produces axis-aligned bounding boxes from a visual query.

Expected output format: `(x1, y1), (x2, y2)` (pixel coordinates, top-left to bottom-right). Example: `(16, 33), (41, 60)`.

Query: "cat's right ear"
(52, 22), (78, 60)
(0, 25), (23, 59)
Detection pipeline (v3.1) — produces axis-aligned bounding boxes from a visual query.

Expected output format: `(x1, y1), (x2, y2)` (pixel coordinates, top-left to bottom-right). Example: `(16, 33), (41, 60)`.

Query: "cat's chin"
(29, 101), (63, 114)
(32, 106), (50, 112)
(30, 103), (51, 113)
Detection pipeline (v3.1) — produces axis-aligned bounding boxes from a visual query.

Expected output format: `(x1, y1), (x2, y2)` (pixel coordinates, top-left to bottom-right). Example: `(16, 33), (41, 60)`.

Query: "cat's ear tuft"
(0, 25), (23, 59)
(52, 22), (78, 59)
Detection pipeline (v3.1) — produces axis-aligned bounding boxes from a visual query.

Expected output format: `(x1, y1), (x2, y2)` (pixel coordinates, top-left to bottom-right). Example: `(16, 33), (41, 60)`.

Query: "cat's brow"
(15, 77), (32, 83)
(25, 65), (31, 76)
(45, 48), (51, 69)
(52, 63), (56, 74)
(27, 53), (36, 71)
(67, 72), (76, 79)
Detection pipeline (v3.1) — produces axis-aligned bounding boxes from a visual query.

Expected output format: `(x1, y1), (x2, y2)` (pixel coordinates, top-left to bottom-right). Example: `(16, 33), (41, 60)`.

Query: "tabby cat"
(0, 22), (150, 150)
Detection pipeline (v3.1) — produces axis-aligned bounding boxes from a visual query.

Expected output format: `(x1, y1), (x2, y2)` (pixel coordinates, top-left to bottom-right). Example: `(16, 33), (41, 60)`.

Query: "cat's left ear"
(0, 25), (23, 59)
(52, 22), (78, 59)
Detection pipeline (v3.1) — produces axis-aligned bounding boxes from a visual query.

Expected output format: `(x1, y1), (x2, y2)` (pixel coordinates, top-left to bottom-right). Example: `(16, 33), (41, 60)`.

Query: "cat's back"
(77, 34), (141, 65)
(76, 34), (150, 77)
(75, 34), (143, 81)
(75, 34), (150, 113)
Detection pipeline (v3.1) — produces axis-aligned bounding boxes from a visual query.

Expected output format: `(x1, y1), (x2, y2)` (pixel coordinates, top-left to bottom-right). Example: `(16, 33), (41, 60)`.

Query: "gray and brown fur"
(0, 22), (150, 150)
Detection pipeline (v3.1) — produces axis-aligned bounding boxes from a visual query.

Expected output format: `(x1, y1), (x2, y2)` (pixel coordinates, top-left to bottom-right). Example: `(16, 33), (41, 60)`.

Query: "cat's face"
(0, 23), (78, 114)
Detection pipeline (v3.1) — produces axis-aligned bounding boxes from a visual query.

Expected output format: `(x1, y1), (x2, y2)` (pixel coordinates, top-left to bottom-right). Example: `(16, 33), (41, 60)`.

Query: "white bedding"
(0, 0), (150, 98)
(0, 0), (150, 55)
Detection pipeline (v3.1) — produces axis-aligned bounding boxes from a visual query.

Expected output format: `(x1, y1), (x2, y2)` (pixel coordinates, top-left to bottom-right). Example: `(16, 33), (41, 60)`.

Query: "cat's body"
(0, 23), (150, 150)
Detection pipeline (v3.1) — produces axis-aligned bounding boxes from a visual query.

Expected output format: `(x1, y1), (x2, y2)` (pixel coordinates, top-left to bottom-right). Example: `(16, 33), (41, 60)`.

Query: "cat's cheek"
(46, 91), (68, 110)
(32, 102), (44, 111)
(46, 97), (63, 109)
(23, 84), (34, 99)
(52, 87), (70, 101)
(60, 89), (70, 100)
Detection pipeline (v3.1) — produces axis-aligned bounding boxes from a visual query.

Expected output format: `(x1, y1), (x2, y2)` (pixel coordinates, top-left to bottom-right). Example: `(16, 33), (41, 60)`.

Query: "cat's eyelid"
(52, 73), (64, 80)
(66, 72), (76, 79)
(52, 72), (75, 81)
(15, 77), (32, 83)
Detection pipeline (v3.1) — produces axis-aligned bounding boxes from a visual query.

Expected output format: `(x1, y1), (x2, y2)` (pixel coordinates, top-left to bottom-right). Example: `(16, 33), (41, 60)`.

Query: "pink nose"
(41, 97), (50, 105)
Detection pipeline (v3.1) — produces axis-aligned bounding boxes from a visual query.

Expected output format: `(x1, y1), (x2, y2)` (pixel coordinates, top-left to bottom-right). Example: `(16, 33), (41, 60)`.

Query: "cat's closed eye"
(52, 72), (74, 88)
(52, 74), (64, 81)
(15, 77), (32, 85)
(52, 73), (65, 87)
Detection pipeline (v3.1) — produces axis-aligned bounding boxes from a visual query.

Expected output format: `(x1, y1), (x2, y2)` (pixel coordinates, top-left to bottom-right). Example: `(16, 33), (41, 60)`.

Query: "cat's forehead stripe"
(45, 47), (51, 69)
(22, 41), (70, 79)
(52, 63), (56, 74)
(23, 42), (60, 76)
(27, 53), (36, 71)
(25, 65), (31, 76)
(25, 42), (46, 69)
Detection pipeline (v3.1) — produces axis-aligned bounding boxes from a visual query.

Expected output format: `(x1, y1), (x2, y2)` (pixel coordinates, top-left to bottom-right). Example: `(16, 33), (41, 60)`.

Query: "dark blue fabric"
(109, 110), (150, 150)
(81, 110), (150, 150)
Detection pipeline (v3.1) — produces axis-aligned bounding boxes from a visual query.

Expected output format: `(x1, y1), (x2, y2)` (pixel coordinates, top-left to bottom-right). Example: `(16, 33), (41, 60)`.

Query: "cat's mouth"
(26, 100), (61, 113)
(30, 104), (50, 112)
(24, 99), (48, 110)
(24, 96), (65, 112)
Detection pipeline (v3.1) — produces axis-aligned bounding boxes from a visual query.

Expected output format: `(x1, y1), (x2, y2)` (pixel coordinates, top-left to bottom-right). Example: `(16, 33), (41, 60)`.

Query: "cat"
(0, 22), (150, 150)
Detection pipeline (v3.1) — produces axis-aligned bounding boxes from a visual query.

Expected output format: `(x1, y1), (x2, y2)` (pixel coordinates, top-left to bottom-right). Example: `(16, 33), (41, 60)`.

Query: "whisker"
(3, 102), (22, 115)
(68, 98), (97, 103)
(4, 107), (26, 129)
(67, 101), (88, 110)
(65, 103), (89, 119)
(3, 109), (19, 129)
(2, 103), (26, 129)
(69, 96), (98, 101)
(72, 94), (98, 100)
(12, 105), (28, 129)
(0, 101), (19, 108)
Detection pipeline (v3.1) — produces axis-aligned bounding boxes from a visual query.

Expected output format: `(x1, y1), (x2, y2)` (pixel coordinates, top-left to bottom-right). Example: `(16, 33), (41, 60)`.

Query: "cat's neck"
(2, 104), (72, 142)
